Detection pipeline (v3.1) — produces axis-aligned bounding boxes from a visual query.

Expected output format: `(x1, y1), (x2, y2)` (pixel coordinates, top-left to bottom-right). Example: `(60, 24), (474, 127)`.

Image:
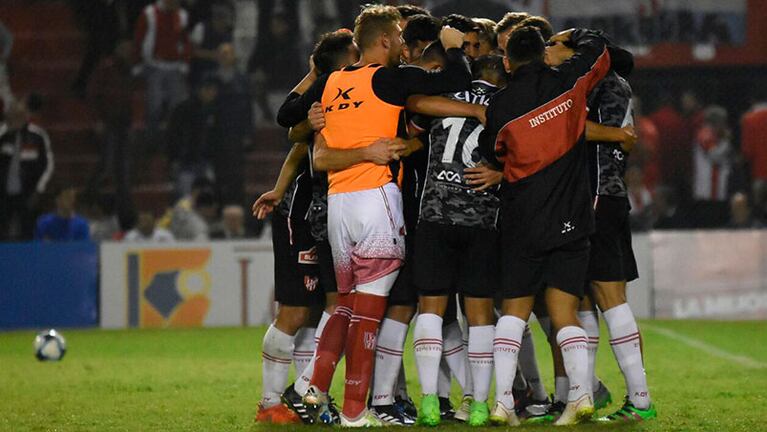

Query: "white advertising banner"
(100, 240), (275, 328)
(651, 230), (767, 319)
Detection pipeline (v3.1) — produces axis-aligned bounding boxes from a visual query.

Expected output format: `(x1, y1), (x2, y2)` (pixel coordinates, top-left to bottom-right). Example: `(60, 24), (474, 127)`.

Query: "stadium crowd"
(0, 0), (765, 243)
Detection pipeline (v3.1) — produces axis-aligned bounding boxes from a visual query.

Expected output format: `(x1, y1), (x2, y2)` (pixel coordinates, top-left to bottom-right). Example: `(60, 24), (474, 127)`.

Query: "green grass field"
(1, 320), (765, 431)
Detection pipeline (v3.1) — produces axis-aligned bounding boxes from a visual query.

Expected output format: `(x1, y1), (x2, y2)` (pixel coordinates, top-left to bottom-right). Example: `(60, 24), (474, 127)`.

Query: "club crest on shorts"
(304, 276), (319, 292)
(363, 331), (377, 350)
(298, 246), (318, 264)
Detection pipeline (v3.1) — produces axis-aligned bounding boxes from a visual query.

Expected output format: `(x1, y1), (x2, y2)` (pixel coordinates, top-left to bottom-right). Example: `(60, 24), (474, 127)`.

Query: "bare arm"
(251, 143), (308, 219)
(586, 121), (637, 152)
(406, 95), (486, 124)
(313, 133), (406, 172)
(289, 120), (313, 143)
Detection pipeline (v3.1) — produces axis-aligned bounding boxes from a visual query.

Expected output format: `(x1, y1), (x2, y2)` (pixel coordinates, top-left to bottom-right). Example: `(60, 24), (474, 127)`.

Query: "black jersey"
(419, 80), (501, 229)
(587, 70), (633, 198)
(305, 142), (329, 241)
(276, 157), (312, 222)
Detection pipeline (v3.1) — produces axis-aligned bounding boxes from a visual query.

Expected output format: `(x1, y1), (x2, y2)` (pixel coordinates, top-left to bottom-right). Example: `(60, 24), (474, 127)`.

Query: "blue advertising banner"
(0, 242), (98, 329)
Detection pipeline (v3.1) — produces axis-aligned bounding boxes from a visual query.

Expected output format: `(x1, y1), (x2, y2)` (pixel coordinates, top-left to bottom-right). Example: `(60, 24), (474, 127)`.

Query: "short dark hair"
(506, 26), (545, 64)
(396, 4), (430, 19)
(420, 40), (447, 66)
(402, 14), (441, 48)
(472, 54), (507, 84)
(312, 30), (355, 75)
(495, 11), (530, 34)
(513, 16), (554, 41)
(442, 14), (479, 34)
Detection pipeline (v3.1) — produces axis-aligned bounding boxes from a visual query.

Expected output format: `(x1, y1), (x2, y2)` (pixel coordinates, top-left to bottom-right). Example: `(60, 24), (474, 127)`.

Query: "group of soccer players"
(252, 3), (657, 427)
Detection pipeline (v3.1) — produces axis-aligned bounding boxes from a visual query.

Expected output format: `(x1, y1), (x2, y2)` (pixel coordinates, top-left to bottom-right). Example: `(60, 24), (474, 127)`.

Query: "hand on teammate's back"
(308, 102), (325, 130)
(365, 138), (407, 165)
(464, 163), (504, 191)
(439, 26), (465, 50)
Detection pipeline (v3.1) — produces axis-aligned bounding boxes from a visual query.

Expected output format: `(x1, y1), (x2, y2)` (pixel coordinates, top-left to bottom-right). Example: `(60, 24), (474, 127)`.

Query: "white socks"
(294, 311), (332, 395)
(438, 359), (451, 398)
(494, 315), (526, 409)
(261, 324), (295, 407)
(578, 310), (601, 389)
(518, 324), (547, 401)
(372, 318), (409, 406)
(414, 313), (443, 395)
(556, 326), (591, 403)
(443, 320), (473, 396)
(554, 376), (570, 403)
(293, 327), (315, 376)
(468, 325), (494, 403)
(604, 303), (650, 409)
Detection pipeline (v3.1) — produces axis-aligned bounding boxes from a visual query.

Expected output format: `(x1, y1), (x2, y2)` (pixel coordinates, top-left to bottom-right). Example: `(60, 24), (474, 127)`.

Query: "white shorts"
(327, 183), (406, 294)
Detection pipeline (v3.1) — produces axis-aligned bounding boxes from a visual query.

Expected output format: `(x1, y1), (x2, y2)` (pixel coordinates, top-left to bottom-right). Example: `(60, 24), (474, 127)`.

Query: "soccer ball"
(34, 329), (67, 361)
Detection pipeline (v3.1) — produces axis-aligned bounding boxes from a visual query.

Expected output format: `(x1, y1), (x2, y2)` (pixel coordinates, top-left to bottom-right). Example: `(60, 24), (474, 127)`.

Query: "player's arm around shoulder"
(311, 133), (406, 172)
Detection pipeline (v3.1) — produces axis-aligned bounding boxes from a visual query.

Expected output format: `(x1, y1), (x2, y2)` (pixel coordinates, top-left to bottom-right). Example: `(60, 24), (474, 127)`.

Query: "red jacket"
(741, 103), (767, 181)
(134, 1), (191, 68)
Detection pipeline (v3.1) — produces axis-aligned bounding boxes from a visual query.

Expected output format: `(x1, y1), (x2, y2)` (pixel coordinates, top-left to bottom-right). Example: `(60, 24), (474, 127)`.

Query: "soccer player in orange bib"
(276, 4), (471, 426)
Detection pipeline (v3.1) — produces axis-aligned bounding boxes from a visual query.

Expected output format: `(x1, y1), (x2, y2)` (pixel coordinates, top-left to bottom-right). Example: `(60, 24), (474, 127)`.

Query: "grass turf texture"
(1, 320), (765, 431)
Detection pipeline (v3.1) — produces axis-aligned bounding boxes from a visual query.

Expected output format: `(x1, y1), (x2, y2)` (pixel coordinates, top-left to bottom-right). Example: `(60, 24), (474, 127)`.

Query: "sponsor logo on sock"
(363, 331), (377, 350)
(346, 378), (362, 386)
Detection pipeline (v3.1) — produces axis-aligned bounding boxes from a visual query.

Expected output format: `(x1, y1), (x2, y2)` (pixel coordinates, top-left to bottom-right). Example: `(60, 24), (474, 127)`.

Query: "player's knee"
(275, 306), (311, 333)
(592, 281), (627, 311)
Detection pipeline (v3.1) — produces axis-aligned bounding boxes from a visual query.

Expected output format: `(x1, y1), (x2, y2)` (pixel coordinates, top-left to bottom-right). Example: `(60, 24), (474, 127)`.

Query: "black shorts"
(413, 221), (499, 299)
(500, 236), (590, 299)
(387, 233), (418, 306)
(316, 239), (337, 295)
(272, 213), (325, 307)
(587, 196), (638, 282)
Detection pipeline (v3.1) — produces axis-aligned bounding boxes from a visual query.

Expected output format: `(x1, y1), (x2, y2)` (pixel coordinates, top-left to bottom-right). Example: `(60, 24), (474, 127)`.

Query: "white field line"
(642, 323), (767, 369)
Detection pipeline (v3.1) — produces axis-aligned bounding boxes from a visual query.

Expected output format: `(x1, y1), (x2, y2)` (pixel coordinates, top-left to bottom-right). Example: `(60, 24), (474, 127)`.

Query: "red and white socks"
(468, 325), (494, 403)
(261, 325), (295, 407)
(443, 320), (473, 397)
(494, 315), (526, 409)
(371, 318), (408, 407)
(414, 313), (443, 395)
(556, 326), (591, 403)
(603, 303), (650, 409)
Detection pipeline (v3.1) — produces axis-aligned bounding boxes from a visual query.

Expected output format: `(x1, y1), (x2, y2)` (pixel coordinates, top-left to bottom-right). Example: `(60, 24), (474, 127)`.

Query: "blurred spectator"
(69, 0), (120, 98)
(626, 165), (653, 230)
(125, 211), (175, 241)
(189, 1), (235, 88)
(740, 91), (767, 210)
(652, 186), (688, 229)
(170, 188), (217, 241)
(166, 76), (219, 198)
(87, 39), (136, 226)
(0, 100), (53, 240)
(632, 96), (660, 192)
(34, 186), (90, 241)
(727, 192), (762, 229)
(157, 176), (212, 229)
(134, 0), (192, 149)
(692, 105), (733, 201)
(649, 94), (690, 199)
(25, 93), (44, 126)
(248, 6), (303, 123)
(82, 194), (121, 242)
(210, 205), (248, 239)
(0, 19), (14, 110)
(214, 43), (252, 205)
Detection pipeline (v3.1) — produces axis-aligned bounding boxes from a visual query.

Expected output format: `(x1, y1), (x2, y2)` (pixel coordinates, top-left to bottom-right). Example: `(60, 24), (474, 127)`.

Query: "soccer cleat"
(598, 399), (657, 422)
(453, 395), (473, 422)
(280, 384), (314, 424)
(417, 394), (441, 426)
(553, 393), (594, 426)
(371, 404), (415, 425)
(489, 401), (520, 426)
(302, 385), (334, 425)
(593, 381), (613, 410)
(394, 395), (418, 419)
(525, 399), (564, 424)
(255, 402), (301, 424)
(468, 400), (490, 427)
(340, 409), (385, 427)
(439, 396), (455, 420)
